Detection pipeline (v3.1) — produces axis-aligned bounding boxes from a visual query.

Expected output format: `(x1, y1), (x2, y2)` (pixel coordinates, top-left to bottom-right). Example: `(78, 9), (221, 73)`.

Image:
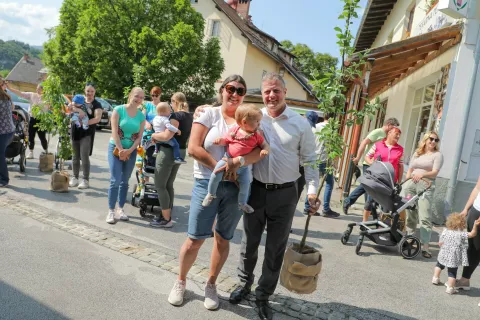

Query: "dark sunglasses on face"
(224, 84), (246, 96)
(151, 94), (159, 98)
(429, 137), (440, 143)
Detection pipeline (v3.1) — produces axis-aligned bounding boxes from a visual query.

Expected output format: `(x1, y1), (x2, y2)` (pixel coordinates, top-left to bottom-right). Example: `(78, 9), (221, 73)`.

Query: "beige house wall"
(192, 0), (249, 90)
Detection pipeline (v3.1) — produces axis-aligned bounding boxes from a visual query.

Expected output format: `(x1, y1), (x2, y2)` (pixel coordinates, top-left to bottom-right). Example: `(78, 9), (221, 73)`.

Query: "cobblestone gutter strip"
(1, 195), (400, 320)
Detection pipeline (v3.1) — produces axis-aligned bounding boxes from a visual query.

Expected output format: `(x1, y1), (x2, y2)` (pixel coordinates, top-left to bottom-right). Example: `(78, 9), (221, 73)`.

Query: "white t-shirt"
(152, 115), (178, 134)
(473, 192), (480, 211)
(193, 107), (235, 179)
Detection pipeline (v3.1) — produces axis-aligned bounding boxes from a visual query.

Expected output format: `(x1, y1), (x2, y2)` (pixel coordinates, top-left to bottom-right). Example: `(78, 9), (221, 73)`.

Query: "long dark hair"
(217, 74), (247, 104)
(0, 78), (11, 102)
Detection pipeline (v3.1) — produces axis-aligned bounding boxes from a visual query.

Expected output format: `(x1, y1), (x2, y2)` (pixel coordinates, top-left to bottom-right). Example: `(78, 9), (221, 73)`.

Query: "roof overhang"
(354, 0), (398, 52)
(351, 23), (463, 97)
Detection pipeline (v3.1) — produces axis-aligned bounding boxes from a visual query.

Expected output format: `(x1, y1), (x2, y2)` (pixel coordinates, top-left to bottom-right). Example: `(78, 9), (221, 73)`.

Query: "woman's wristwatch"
(237, 156), (245, 167)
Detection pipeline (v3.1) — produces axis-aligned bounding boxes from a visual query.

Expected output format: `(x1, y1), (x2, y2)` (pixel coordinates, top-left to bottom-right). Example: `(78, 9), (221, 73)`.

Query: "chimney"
(226, 0), (251, 19)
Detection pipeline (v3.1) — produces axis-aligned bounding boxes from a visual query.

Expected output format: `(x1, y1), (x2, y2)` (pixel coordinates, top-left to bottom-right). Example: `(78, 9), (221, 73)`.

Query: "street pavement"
(2, 130), (480, 319)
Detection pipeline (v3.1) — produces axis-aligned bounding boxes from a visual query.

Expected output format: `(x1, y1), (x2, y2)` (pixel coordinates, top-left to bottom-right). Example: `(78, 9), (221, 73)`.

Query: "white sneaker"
(69, 177), (79, 187)
(446, 286), (458, 294)
(106, 209), (117, 224)
(168, 280), (186, 306)
(202, 193), (215, 207)
(117, 208), (129, 221)
(78, 179), (89, 189)
(27, 150), (34, 159)
(204, 283), (219, 310)
(432, 277), (440, 285)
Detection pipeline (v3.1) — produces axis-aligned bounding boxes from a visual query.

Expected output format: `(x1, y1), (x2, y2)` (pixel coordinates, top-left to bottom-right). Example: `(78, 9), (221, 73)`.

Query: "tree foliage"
(43, 0), (224, 102)
(0, 40), (42, 70)
(280, 40), (337, 80)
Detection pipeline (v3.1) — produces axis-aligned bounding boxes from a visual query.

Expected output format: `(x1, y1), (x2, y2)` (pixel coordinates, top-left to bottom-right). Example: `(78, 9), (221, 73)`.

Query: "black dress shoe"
(255, 300), (273, 320)
(229, 285), (251, 304)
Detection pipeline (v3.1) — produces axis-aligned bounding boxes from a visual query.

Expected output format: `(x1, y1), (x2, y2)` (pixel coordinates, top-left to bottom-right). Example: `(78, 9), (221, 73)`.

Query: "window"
(190, 0), (198, 3)
(210, 20), (220, 37)
(405, 5), (415, 38)
(279, 67), (285, 77)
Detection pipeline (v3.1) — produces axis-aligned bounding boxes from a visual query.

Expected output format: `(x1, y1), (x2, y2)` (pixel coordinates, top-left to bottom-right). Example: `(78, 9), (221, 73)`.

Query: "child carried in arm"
(202, 104), (269, 213)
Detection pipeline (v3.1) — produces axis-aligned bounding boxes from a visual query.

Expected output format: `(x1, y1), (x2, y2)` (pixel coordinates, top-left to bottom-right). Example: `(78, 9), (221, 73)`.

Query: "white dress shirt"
(253, 106), (319, 195)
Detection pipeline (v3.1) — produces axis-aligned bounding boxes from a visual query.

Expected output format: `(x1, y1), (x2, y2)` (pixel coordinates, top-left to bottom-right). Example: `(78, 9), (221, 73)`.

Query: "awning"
(351, 23), (463, 97)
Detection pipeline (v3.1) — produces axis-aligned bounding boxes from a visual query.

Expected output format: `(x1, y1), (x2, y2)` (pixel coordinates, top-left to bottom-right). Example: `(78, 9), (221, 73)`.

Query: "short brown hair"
(384, 117), (400, 127)
(446, 213), (467, 231)
(150, 86), (162, 95)
(235, 103), (262, 124)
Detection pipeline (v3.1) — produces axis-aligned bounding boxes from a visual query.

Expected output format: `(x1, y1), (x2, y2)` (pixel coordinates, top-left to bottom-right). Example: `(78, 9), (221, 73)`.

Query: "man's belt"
(253, 179), (295, 190)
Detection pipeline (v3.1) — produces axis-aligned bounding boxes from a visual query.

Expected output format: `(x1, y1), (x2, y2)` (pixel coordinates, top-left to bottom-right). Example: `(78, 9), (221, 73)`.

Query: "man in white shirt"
(229, 73), (320, 320)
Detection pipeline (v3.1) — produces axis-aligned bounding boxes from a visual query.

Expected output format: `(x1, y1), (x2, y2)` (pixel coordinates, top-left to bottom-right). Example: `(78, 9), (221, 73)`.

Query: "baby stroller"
(131, 134), (161, 217)
(340, 161), (431, 259)
(6, 105), (29, 172)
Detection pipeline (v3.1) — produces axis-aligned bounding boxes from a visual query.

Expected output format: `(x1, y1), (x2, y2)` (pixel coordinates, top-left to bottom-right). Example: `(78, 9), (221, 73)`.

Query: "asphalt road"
(3, 130), (480, 319)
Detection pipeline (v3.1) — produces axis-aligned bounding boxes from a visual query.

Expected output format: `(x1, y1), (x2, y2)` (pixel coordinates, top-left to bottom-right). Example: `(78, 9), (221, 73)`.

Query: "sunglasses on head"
(224, 84), (246, 96)
(86, 82), (96, 88)
(429, 137), (440, 143)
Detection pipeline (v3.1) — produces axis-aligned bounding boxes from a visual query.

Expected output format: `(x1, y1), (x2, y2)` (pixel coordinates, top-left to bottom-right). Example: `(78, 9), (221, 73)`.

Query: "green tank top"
(110, 105), (145, 149)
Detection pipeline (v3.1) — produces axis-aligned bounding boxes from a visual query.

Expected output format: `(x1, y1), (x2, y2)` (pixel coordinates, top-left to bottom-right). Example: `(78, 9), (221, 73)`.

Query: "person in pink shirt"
(363, 127), (404, 222)
(202, 103), (270, 213)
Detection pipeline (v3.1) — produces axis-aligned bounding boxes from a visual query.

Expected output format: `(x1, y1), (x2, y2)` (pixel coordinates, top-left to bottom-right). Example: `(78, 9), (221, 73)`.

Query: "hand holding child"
(260, 149), (269, 157)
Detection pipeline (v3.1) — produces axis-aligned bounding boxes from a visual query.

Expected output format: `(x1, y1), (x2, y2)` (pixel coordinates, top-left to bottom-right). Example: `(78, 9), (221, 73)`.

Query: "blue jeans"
(0, 132), (14, 185)
(304, 162), (333, 212)
(343, 164), (369, 207)
(188, 178), (243, 240)
(208, 156), (251, 205)
(156, 138), (181, 159)
(107, 143), (137, 210)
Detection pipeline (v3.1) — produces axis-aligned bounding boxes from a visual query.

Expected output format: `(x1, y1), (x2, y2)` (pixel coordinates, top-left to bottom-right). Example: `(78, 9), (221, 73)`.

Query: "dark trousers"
(28, 117), (48, 151)
(297, 166), (306, 202)
(436, 262), (458, 278)
(344, 164), (369, 207)
(72, 135), (92, 180)
(238, 182), (298, 300)
(462, 206), (480, 279)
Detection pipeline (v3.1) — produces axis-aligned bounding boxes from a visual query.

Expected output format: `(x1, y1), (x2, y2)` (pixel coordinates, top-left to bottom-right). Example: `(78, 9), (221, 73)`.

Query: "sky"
(0, 0), (367, 59)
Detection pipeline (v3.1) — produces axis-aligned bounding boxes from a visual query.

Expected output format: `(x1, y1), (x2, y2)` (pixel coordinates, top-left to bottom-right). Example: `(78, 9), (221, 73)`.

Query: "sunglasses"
(151, 94), (159, 98)
(429, 137), (440, 143)
(224, 84), (246, 96)
(85, 82), (96, 88)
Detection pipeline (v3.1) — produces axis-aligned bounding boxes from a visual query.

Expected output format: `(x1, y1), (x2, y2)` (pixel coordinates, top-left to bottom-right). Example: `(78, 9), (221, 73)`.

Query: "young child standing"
(202, 103), (269, 213)
(69, 94), (89, 130)
(152, 102), (186, 164)
(432, 212), (480, 294)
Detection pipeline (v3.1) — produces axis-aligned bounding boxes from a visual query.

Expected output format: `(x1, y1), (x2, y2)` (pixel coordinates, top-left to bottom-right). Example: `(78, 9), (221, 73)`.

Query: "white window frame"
(210, 20), (221, 37)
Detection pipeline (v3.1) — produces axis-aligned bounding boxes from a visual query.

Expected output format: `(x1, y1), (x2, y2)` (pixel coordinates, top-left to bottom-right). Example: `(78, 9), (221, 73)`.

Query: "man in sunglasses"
(229, 72), (320, 320)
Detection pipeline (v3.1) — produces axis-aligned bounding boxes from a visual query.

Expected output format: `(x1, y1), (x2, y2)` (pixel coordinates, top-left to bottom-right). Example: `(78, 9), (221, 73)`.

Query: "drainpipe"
(445, 19), (480, 214)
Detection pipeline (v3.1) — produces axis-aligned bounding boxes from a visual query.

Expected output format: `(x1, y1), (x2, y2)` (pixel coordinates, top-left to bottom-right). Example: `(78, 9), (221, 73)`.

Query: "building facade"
(339, 0), (480, 221)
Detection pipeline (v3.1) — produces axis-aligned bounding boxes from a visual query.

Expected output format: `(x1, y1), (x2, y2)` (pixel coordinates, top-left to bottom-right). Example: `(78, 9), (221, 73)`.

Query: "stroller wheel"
(19, 151), (26, 173)
(355, 236), (364, 255)
(341, 230), (350, 245)
(131, 184), (137, 207)
(399, 235), (421, 259)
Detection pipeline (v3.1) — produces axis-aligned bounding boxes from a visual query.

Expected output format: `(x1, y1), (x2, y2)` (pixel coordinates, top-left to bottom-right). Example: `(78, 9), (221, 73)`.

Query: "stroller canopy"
(358, 161), (396, 211)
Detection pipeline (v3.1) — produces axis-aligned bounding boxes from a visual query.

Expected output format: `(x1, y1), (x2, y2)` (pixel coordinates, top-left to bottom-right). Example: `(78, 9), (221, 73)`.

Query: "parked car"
(6, 89), (30, 112)
(95, 97), (113, 130)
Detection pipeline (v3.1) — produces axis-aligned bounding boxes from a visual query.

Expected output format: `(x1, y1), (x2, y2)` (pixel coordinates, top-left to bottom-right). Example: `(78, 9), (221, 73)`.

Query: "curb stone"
(0, 195), (401, 320)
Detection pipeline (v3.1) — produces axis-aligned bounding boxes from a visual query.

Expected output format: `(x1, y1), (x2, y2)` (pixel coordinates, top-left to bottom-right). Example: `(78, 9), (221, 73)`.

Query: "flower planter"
(39, 152), (54, 172)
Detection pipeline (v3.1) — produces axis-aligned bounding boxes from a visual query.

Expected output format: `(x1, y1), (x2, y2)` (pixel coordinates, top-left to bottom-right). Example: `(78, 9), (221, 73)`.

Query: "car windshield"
(7, 89), (29, 103)
(96, 98), (112, 110)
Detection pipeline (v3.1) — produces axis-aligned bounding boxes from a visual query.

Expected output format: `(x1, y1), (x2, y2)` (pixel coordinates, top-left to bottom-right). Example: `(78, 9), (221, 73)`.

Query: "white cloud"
(0, 2), (60, 45)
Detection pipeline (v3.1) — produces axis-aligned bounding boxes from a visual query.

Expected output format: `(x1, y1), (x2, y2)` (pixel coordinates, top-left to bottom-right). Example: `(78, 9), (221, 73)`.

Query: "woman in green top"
(107, 87), (146, 224)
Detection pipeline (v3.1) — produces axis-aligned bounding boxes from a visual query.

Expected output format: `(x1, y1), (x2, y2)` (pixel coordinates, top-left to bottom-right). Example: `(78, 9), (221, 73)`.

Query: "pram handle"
(399, 178), (432, 190)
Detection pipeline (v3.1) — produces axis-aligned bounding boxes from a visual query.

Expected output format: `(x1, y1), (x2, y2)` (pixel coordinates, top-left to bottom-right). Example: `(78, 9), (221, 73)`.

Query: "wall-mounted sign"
(438, 0), (469, 19)
(412, 5), (455, 37)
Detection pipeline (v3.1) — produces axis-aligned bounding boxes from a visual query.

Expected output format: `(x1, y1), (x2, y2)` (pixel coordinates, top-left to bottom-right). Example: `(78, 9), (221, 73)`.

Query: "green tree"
(280, 40), (338, 80)
(0, 40), (42, 70)
(43, 0), (224, 102)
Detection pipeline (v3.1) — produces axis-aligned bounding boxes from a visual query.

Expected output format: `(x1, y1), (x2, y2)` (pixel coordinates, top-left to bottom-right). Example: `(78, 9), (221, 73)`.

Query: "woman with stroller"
(0, 77), (15, 187)
(363, 127), (404, 222)
(68, 83), (103, 189)
(6, 83), (47, 159)
(150, 92), (193, 228)
(404, 131), (443, 258)
(106, 87), (145, 224)
(167, 76), (262, 310)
